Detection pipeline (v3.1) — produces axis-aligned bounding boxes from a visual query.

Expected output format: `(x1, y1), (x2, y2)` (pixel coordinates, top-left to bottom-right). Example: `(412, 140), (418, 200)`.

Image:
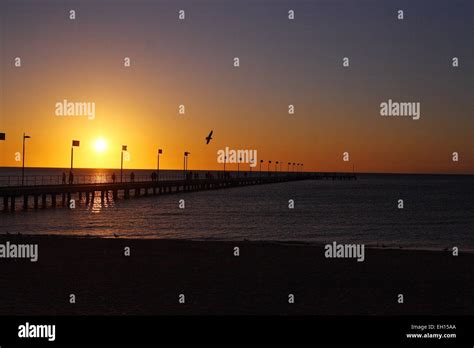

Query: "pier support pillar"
(10, 196), (15, 212)
(124, 189), (130, 199)
(42, 194), (47, 208)
(34, 195), (39, 209)
(113, 190), (118, 199)
(51, 194), (57, 208)
(23, 195), (28, 211)
(3, 196), (8, 212)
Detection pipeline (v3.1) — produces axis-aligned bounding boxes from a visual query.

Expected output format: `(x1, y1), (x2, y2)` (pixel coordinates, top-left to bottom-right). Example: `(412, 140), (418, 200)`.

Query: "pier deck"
(0, 172), (356, 212)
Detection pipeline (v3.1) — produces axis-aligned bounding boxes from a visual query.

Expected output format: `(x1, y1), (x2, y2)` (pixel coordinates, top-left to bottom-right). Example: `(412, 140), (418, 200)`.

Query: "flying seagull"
(205, 130), (213, 144)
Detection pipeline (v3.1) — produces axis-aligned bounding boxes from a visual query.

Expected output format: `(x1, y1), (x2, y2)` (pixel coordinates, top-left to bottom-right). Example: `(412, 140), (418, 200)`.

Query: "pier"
(0, 172), (356, 212)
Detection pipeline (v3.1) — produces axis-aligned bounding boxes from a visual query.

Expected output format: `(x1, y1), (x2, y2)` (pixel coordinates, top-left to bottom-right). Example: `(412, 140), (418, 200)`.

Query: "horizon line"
(0, 165), (473, 176)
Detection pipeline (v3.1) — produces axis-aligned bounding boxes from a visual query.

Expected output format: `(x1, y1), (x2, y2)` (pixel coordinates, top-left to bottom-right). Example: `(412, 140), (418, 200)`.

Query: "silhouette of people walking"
(130, 172), (135, 182)
(68, 171), (74, 185)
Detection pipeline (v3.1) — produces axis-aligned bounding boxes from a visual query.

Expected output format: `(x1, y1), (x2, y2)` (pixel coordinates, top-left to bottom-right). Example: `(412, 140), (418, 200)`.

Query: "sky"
(0, 0), (473, 173)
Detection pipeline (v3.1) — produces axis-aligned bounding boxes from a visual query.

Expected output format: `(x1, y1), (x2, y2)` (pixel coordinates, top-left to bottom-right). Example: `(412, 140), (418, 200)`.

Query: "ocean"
(1, 168), (473, 251)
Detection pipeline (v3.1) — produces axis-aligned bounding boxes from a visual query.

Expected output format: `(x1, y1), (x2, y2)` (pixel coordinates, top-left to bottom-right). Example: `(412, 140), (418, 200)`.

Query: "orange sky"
(0, 0), (472, 174)
(0, 63), (472, 173)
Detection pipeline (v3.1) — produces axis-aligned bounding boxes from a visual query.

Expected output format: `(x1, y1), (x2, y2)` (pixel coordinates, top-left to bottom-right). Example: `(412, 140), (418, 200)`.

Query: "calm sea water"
(1, 168), (473, 251)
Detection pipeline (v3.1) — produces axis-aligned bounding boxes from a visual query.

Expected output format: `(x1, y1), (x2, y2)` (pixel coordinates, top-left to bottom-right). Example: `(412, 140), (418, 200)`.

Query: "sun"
(94, 138), (107, 153)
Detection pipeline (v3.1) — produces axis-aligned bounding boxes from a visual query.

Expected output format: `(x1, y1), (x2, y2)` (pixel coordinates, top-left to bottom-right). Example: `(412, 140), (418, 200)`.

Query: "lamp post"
(184, 151), (190, 179)
(157, 149), (163, 181)
(121, 145), (127, 182)
(22, 133), (31, 186)
(71, 140), (80, 171)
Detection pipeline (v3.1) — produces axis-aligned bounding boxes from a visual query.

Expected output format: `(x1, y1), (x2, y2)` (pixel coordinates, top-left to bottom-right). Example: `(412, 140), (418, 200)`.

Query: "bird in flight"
(205, 130), (213, 144)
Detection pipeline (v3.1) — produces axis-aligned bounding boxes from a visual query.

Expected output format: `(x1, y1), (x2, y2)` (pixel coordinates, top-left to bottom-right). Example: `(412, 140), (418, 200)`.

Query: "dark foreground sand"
(0, 235), (472, 315)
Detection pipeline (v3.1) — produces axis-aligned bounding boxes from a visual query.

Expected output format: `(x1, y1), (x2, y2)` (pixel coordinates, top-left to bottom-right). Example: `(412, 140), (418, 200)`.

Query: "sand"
(0, 235), (472, 315)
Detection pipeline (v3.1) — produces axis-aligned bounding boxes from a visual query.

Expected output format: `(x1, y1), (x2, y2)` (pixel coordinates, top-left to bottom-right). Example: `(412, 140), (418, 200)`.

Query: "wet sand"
(0, 235), (472, 315)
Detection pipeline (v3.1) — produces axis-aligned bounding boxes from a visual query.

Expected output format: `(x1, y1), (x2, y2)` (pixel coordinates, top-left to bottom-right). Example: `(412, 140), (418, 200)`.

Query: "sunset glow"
(93, 138), (107, 153)
(0, 1), (472, 174)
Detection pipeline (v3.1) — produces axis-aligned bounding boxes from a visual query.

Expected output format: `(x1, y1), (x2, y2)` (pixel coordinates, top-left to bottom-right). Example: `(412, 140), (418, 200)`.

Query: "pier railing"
(0, 171), (306, 187)
(0, 173), (186, 187)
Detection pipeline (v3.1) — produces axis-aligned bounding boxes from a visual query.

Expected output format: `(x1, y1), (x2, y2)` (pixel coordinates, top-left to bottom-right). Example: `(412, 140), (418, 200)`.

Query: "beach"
(0, 235), (472, 316)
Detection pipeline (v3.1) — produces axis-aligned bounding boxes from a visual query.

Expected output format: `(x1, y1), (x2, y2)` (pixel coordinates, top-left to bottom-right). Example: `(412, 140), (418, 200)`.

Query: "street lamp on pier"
(22, 133), (31, 186)
(157, 149), (163, 181)
(184, 151), (190, 179)
(120, 145), (128, 182)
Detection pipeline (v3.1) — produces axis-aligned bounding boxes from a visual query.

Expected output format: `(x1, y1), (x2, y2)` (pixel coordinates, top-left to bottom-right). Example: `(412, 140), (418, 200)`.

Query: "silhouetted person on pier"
(112, 173), (116, 183)
(68, 171), (74, 185)
(130, 172), (135, 182)
(62, 172), (67, 185)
